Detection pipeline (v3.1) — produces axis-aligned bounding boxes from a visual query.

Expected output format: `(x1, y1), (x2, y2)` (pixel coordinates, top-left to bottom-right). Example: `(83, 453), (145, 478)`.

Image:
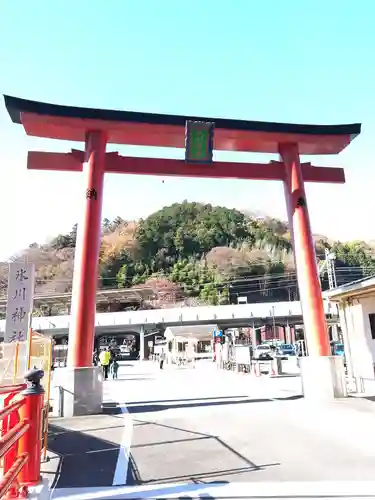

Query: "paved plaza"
(47, 361), (375, 499)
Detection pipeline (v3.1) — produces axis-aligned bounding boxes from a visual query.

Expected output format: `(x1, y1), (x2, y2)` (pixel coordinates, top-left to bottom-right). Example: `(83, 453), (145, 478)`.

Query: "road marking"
(51, 480), (375, 499)
(112, 402), (133, 486)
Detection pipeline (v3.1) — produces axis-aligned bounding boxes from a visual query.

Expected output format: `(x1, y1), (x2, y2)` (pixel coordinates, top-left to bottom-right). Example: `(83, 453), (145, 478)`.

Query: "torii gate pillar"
(67, 131), (107, 368)
(281, 143), (344, 400)
(281, 143), (329, 358)
(52, 131), (107, 417)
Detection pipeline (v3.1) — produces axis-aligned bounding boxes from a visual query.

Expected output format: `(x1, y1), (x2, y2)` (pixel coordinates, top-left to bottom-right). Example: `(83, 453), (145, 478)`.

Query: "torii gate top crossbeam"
(4, 95), (360, 155)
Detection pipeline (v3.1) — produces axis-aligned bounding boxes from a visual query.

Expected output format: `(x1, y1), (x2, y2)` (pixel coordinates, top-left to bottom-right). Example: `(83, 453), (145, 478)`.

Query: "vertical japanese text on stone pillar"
(5, 263), (35, 343)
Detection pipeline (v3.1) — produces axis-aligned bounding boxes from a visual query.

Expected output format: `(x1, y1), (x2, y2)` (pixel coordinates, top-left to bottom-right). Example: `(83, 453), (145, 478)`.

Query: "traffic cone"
(269, 359), (277, 377)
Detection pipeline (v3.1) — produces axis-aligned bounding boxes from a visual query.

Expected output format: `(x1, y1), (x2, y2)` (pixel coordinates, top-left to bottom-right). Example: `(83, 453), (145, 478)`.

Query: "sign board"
(5, 262), (35, 343)
(213, 329), (222, 337)
(235, 345), (251, 365)
(185, 120), (214, 164)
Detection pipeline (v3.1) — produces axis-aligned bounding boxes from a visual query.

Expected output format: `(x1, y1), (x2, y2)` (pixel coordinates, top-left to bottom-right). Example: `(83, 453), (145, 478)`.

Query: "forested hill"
(2, 201), (375, 310)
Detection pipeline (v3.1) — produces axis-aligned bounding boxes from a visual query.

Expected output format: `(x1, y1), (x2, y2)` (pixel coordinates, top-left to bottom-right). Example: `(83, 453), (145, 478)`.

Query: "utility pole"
(325, 248), (337, 290)
(325, 248), (339, 342)
(318, 248), (337, 289)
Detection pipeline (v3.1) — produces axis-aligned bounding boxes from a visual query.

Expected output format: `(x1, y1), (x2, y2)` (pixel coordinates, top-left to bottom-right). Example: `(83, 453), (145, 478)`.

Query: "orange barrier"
(0, 369), (44, 498)
(1, 331), (53, 470)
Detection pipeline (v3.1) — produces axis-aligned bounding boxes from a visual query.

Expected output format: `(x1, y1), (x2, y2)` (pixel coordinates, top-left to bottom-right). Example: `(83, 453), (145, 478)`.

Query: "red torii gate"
(4, 96), (360, 372)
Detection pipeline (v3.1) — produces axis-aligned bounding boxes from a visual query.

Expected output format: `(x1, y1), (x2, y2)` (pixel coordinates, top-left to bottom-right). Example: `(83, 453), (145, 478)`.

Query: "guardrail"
(0, 369), (45, 498)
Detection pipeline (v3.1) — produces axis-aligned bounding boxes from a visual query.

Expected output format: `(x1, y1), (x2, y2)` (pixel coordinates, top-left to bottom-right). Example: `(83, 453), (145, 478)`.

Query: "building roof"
(0, 287), (154, 311)
(323, 275), (375, 301)
(3, 95), (361, 155)
(164, 324), (218, 340)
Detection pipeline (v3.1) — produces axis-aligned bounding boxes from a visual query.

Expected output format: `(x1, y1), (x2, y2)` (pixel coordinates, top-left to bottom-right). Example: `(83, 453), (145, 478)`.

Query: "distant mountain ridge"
(1, 201), (374, 314)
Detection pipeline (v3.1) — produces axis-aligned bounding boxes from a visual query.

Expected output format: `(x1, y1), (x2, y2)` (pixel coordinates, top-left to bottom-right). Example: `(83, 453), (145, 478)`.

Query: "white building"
(164, 324), (216, 362)
(324, 275), (375, 394)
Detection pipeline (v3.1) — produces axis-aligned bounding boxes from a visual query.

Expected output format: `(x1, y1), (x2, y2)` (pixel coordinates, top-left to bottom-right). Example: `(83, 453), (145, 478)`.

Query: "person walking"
(99, 347), (111, 380)
(92, 351), (99, 366)
(111, 357), (120, 379)
(159, 349), (166, 370)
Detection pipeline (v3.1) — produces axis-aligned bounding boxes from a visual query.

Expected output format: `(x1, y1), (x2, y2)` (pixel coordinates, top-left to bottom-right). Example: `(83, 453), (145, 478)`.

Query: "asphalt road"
(49, 360), (375, 498)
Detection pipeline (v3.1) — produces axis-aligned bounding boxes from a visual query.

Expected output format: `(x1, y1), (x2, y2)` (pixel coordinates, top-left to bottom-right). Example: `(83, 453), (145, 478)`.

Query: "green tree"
(219, 287), (230, 305)
(136, 201), (251, 271)
(200, 283), (219, 305)
(248, 218), (291, 253)
(112, 216), (125, 229)
(102, 218), (111, 234)
(69, 224), (77, 246)
(325, 241), (375, 283)
(50, 234), (73, 250)
(100, 250), (134, 288)
(50, 224), (77, 250)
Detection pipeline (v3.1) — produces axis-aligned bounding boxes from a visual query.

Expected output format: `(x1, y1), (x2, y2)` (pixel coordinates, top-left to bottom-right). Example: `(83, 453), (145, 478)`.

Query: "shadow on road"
(135, 463), (279, 484)
(47, 423), (120, 488)
(126, 395), (251, 405)
(101, 403), (123, 414)
(46, 403), (282, 488)
(127, 418), (280, 485)
(108, 377), (157, 382)
(125, 394), (302, 414)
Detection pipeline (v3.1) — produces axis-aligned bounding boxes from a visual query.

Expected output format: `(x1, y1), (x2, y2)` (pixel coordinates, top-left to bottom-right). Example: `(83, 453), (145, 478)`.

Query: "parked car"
(329, 341), (346, 367)
(331, 341), (345, 356)
(253, 344), (273, 360)
(277, 343), (296, 357)
(262, 339), (283, 348)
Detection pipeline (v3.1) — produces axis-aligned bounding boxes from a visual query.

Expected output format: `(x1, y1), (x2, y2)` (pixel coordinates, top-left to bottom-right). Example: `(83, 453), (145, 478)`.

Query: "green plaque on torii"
(185, 120), (214, 164)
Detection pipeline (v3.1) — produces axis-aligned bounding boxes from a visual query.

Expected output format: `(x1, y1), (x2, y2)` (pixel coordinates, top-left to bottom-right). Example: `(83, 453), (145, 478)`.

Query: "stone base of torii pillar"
(51, 366), (103, 417)
(299, 356), (348, 401)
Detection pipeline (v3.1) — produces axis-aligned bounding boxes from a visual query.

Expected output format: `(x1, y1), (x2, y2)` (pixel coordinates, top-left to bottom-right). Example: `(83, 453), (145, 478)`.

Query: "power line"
(0, 266), (371, 294)
(0, 273), (361, 304)
(3, 264), (369, 285)
(0, 260), (372, 302)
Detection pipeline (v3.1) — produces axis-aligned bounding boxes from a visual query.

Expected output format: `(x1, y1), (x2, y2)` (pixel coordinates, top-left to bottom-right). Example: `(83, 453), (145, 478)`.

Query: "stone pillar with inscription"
(5, 262), (35, 346)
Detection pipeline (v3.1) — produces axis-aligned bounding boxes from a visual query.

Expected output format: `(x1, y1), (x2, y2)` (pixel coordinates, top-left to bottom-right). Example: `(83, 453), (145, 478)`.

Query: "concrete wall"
(360, 297), (375, 365)
(340, 297), (375, 384)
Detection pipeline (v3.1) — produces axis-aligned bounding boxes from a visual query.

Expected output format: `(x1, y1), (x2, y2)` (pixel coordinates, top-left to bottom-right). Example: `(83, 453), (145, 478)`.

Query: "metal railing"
(0, 369), (45, 498)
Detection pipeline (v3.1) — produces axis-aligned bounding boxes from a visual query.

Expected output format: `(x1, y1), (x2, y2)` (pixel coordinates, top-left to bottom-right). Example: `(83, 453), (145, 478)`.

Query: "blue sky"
(0, 0), (374, 259)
